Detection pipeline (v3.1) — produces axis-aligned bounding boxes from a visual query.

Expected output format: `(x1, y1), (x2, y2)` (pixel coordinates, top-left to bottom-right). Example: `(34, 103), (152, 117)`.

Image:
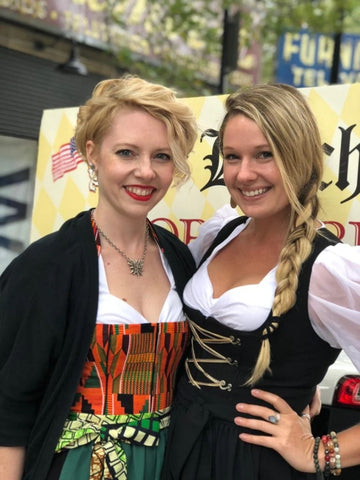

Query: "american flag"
(51, 137), (84, 181)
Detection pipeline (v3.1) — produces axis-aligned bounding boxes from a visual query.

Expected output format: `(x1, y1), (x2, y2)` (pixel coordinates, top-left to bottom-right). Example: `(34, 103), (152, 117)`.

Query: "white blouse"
(97, 247), (185, 325)
(184, 205), (360, 371)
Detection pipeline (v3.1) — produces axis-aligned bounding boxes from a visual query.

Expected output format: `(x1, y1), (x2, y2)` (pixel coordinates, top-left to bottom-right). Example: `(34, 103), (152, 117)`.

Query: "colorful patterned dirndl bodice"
(55, 321), (189, 480)
(71, 322), (188, 414)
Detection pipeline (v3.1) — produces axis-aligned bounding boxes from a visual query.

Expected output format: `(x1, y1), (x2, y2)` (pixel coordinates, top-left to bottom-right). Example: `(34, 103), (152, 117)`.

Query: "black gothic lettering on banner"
(201, 126), (360, 204)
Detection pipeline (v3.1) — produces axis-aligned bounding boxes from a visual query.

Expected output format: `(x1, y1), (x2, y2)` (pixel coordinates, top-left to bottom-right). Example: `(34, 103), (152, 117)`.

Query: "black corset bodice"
(181, 226), (342, 417)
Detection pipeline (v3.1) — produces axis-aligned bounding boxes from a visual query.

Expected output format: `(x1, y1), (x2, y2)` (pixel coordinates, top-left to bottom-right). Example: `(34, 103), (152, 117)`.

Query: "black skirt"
(161, 376), (317, 480)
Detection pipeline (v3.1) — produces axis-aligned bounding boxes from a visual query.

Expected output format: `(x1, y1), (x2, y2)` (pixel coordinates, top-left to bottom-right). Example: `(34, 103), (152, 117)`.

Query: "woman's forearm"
(0, 446), (26, 480)
(334, 425), (360, 468)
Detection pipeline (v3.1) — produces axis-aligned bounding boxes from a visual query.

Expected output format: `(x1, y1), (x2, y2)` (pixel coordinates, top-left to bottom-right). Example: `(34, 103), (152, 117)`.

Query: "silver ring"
(267, 413), (280, 424)
(301, 413), (311, 421)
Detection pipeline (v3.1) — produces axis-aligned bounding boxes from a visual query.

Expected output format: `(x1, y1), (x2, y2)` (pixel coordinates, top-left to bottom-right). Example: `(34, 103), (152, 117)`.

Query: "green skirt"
(50, 409), (170, 480)
(49, 429), (168, 480)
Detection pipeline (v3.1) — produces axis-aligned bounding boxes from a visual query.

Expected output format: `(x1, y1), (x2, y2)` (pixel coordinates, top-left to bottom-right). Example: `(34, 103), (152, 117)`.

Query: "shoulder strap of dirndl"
(198, 215), (248, 268)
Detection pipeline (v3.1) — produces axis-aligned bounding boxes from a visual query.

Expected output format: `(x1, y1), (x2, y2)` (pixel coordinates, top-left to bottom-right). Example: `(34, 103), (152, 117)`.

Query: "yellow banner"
(32, 83), (360, 246)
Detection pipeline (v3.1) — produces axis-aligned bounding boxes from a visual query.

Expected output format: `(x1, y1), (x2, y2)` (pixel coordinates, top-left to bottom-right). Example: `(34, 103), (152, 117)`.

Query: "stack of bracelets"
(313, 431), (342, 479)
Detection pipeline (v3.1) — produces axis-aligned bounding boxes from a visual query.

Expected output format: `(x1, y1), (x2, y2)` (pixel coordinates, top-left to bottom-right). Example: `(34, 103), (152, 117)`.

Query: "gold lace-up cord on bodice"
(185, 318), (241, 392)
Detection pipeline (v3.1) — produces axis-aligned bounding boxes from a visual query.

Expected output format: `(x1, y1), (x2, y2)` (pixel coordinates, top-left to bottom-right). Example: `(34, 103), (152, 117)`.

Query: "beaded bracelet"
(321, 434), (332, 478)
(313, 436), (324, 479)
(321, 432), (342, 477)
(330, 431), (342, 476)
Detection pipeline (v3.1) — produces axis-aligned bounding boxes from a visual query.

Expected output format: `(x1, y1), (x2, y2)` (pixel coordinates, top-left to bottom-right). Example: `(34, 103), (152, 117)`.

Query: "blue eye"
(156, 153), (172, 161)
(224, 153), (239, 161)
(257, 151), (273, 160)
(116, 149), (132, 157)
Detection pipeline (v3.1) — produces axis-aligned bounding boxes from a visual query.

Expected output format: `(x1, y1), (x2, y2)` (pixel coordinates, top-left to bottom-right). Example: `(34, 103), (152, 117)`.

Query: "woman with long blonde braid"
(161, 84), (360, 480)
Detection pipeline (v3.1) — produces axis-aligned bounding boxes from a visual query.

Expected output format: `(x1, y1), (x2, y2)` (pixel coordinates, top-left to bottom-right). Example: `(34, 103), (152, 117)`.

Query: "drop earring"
(88, 164), (98, 193)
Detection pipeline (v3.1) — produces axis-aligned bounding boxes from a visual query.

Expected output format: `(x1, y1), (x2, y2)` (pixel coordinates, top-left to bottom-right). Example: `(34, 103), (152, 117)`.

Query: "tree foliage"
(106, 0), (360, 96)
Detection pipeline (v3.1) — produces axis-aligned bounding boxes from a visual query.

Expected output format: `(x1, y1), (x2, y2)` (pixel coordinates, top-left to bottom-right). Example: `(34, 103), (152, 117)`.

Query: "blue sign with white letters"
(276, 28), (360, 87)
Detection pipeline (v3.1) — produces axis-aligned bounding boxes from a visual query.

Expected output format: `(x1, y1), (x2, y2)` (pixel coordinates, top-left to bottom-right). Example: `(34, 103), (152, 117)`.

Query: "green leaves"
(106, 0), (360, 94)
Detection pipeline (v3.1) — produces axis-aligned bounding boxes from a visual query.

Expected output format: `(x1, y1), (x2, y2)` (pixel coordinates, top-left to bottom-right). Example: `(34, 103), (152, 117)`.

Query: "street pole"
(330, 31), (342, 84)
(219, 8), (240, 94)
(330, 6), (344, 84)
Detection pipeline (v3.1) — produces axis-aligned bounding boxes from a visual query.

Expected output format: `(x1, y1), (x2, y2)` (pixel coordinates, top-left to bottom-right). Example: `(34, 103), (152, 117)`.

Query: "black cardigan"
(0, 210), (195, 480)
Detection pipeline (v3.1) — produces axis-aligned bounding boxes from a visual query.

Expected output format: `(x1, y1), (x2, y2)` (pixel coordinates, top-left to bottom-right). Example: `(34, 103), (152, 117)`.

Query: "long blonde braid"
(219, 84), (324, 385)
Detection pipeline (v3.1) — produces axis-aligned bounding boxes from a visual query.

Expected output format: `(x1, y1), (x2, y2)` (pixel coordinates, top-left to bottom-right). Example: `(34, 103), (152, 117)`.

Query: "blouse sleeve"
(308, 243), (360, 371)
(189, 205), (240, 266)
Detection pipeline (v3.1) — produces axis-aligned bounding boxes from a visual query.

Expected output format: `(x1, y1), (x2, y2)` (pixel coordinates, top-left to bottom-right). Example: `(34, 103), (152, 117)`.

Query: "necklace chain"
(91, 211), (149, 277)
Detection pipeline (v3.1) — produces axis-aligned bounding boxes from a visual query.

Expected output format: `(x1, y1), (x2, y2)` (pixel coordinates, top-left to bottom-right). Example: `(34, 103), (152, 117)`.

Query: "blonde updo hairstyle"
(219, 84), (324, 385)
(75, 75), (198, 186)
